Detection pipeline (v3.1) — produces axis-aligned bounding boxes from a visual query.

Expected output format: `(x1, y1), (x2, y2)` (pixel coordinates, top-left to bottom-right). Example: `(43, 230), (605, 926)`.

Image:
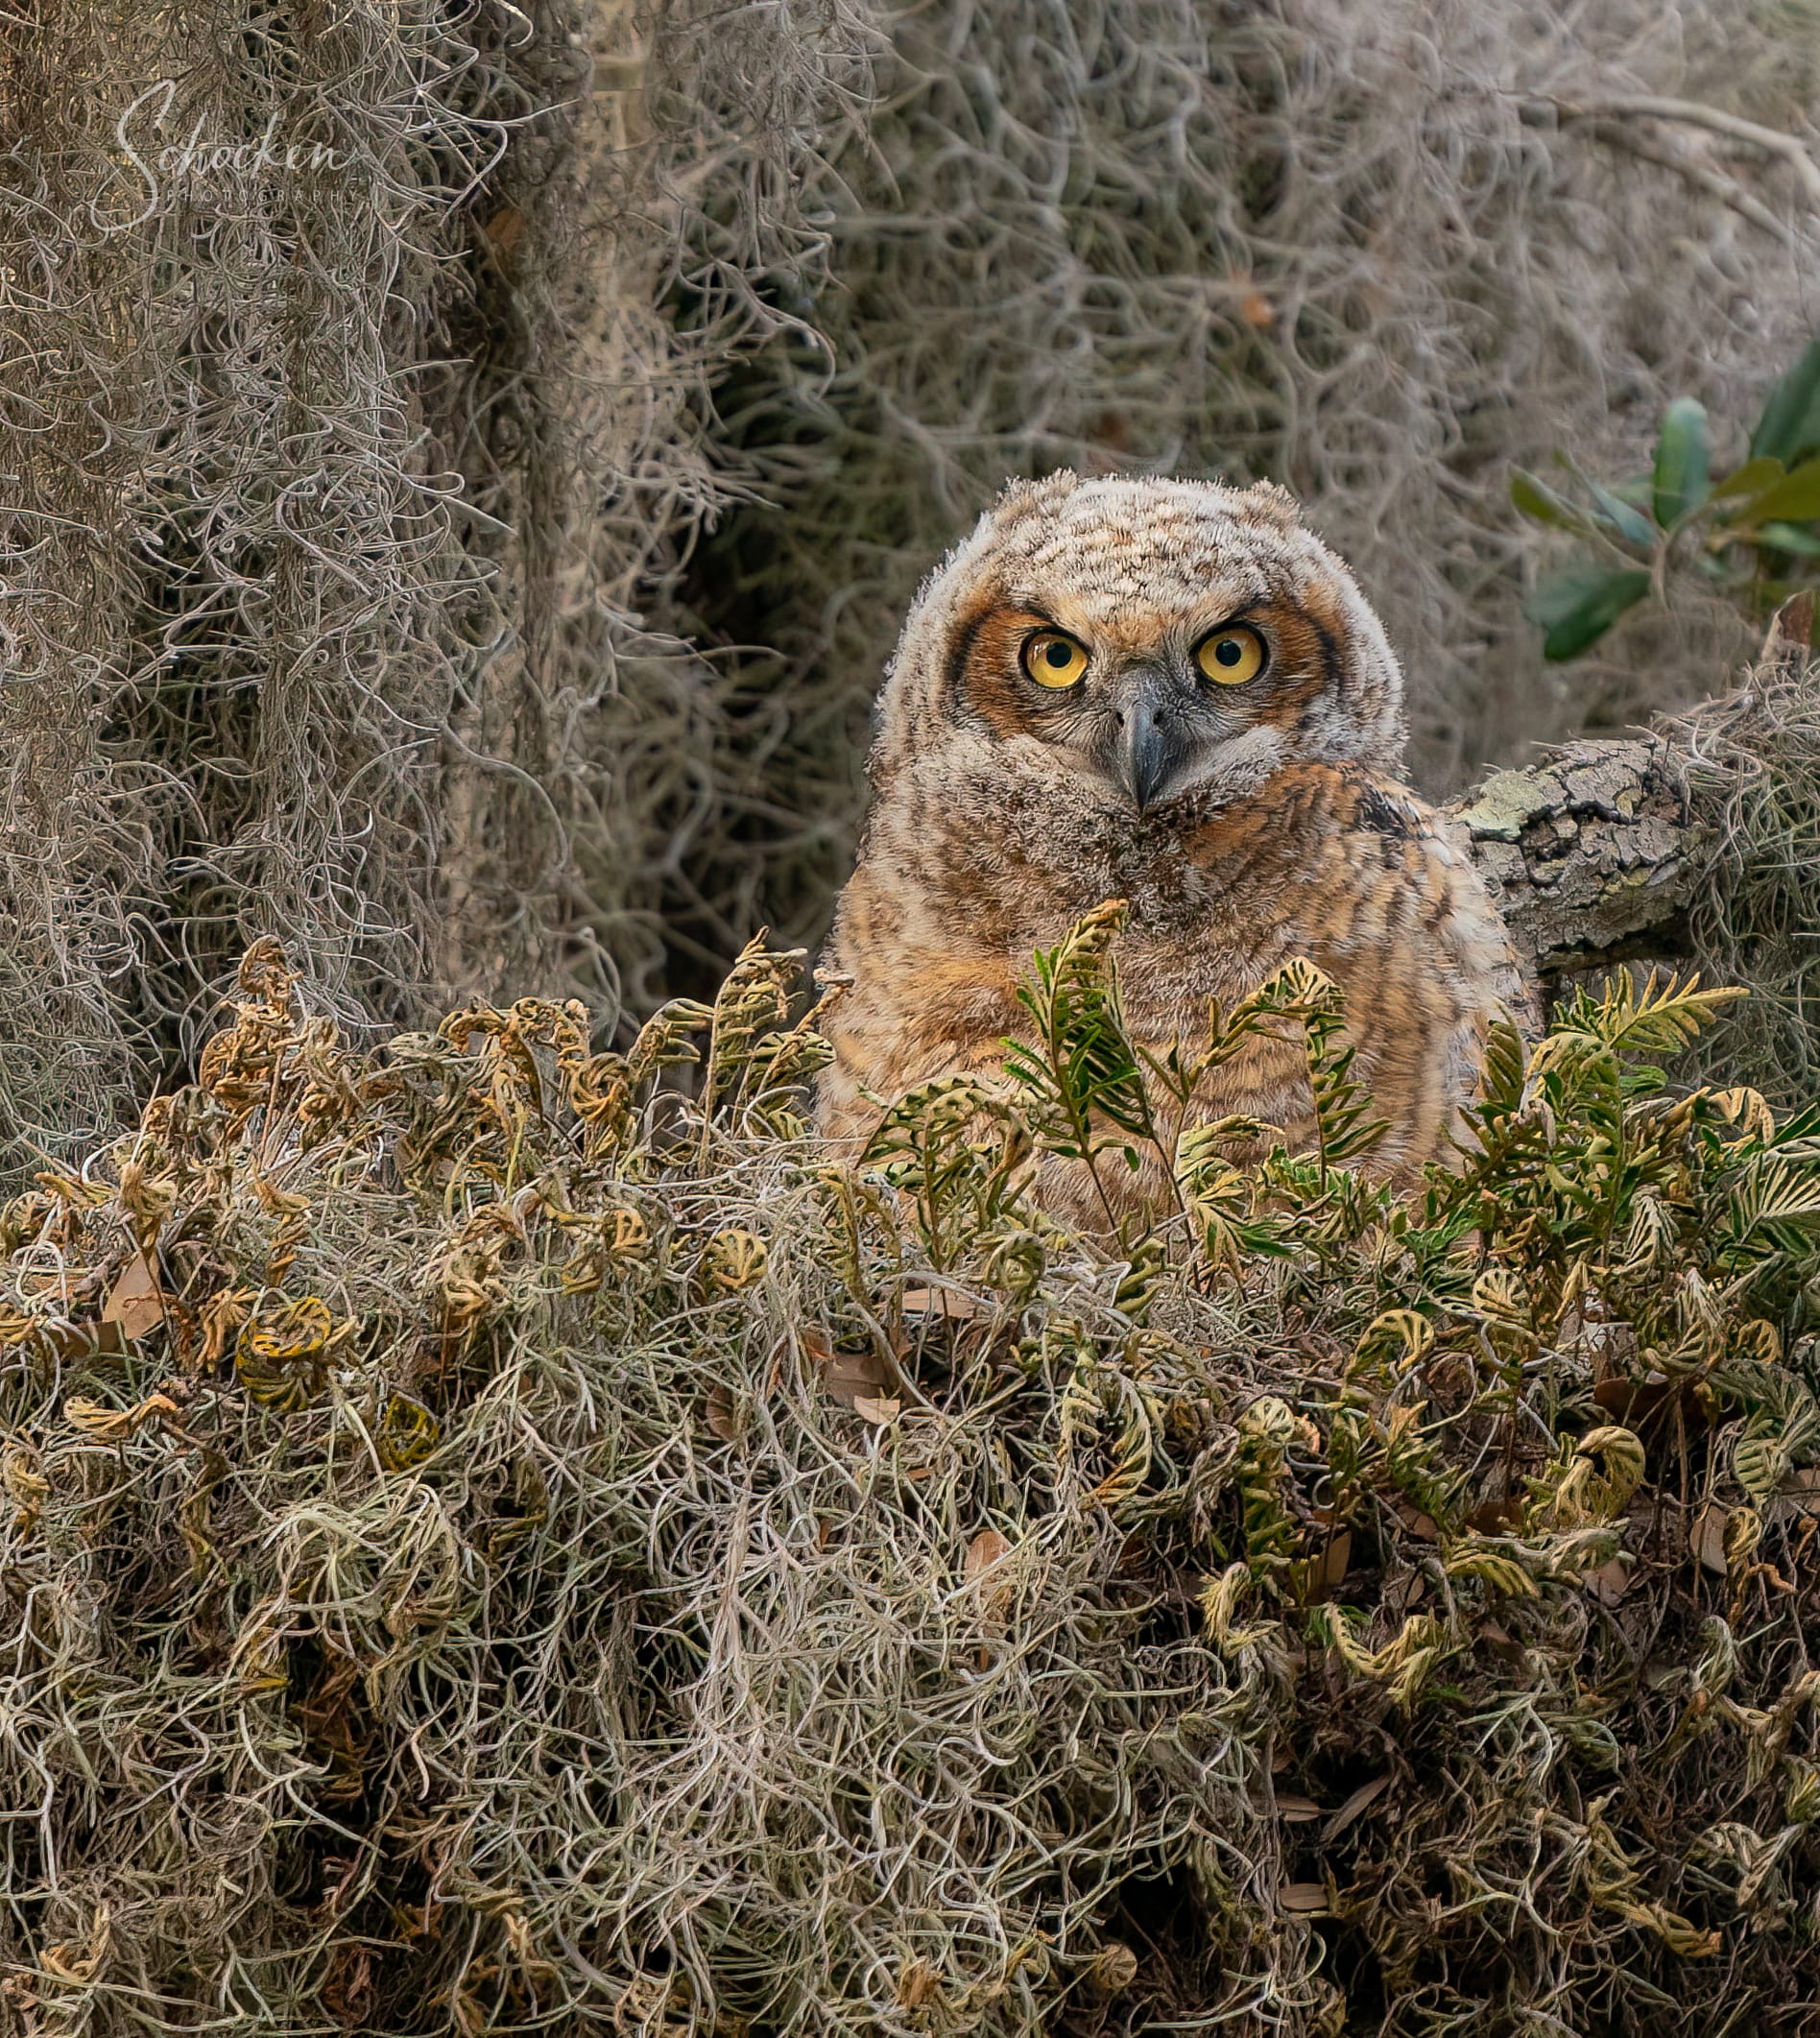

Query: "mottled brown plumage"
(817, 472), (1529, 1212)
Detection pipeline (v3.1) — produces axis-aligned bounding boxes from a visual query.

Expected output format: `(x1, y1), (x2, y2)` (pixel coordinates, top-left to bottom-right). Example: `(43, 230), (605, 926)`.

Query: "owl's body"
(816, 473), (1528, 1211)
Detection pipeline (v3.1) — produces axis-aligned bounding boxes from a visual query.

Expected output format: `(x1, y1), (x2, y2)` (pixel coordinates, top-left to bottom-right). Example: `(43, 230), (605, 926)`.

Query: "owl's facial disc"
(1107, 665), (1242, 813)
(1114, 672), (1191, 812)
(962, 600), (1326, 812)
(1103, 623), (1271, 810)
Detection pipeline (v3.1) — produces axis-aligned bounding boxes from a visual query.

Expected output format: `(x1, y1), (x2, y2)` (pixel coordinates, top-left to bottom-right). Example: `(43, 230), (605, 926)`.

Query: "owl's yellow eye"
(1021, 629), (1090, 689)
(1194, 624), (1267, 686)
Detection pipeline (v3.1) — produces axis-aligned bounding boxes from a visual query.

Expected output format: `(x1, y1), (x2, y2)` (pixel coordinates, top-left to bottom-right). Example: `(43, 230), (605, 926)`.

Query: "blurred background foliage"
(1, 0), (1818, 1165)
(1516, 340), (1820, 660)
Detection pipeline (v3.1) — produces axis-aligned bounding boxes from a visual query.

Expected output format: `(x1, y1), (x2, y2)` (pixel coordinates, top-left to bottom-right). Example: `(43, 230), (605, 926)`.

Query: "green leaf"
(1760, 521), (1820, 559)
(1652, 397), (1710, 528)
(1735, 1430), (1792, 1503)
(1525, 569), (1653, 660)
(1510, 469), (1590, 534)
(1568, 465), (1657, 547)
(1750, 338), (1820, 466)
(1003, 899), (1163, 1172)
(1738, 456), (1820, 527)
(1711, 455), (1784, 502)
(1590, 487), (1657, 548)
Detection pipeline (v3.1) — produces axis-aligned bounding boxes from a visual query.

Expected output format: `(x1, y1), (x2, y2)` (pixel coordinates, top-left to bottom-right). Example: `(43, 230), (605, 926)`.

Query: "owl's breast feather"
(817, 757), (1528, 1198)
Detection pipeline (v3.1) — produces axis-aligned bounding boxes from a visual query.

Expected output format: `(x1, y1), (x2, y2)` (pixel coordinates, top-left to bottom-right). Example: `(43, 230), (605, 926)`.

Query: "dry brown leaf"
(1477, 1618), (1528, 1668)
(898, 1287), (984, 1320)
(964, 1527), (1011, 1581)
(1271, 1794), (1322, 1823)
(1277, 1882), (1330, 1914)
(1322, 1773), (1390, 1840)
(1594, 1370), (1697, 1427)
(1690, 1501), (1730, 1573)
(894, 1960), (942, 2010)
(1467, 1497), (1521, 1533)
(704, 1385), (740, 1443)
(43, 1320), (129, 1360)
(1777, 1467), (1820, 1513)
(1584, 1557), (1632, 1606)
(103, 1252), (167, 1340)
(1383, 1567), (1428, 1618)
(480, 204), (526, 261)
(1319, 1530), (1352, 1587)
(1766, 588), (1817, 657)
(964, 1528), (1013, 1621)
(820, 1343), (895, 1408)
(1290, 1529), (1353, 1604)
(852, 1396), (901, 1426)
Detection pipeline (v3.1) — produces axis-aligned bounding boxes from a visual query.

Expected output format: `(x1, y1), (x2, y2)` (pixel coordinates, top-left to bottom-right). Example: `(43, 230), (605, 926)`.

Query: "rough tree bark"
(1447, 733), (1705, 981)
(1445, 596), (1816, 985)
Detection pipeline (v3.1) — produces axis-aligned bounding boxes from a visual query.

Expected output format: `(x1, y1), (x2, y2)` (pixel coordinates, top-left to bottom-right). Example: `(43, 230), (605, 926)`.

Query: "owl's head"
(872, 473), (1405, 816)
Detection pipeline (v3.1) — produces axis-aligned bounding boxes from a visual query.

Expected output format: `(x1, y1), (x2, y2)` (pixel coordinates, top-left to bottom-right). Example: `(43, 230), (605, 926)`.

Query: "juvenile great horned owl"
(816, 472), (1528, 1208)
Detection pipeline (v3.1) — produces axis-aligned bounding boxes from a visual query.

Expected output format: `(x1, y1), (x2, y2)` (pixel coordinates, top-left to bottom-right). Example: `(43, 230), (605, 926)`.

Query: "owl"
(815, 472), (1530, 1217)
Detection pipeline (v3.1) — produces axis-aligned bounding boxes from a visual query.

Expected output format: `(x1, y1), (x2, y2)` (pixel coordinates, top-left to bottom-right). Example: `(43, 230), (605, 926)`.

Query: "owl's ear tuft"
(990, 469), (1081, 522)
(1236, 478), (1300, 527)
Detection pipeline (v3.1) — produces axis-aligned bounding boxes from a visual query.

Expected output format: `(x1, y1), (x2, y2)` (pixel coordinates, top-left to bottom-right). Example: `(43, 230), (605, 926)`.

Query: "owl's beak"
(1114, 677), (1189, 813)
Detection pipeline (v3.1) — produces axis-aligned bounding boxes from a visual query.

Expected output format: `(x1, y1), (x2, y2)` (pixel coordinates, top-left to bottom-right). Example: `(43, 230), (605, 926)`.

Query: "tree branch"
(1448, 735), (1707, 980)
(1512, 89), (1820, 210)
(1448, 598), (1817, 985)
(1575, 118), (1795, 247)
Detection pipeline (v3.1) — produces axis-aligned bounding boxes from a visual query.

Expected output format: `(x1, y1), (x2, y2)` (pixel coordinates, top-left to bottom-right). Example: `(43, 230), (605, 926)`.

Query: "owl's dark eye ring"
(1193, 623), (1268, 686)
(1020, 628), (1090, 690)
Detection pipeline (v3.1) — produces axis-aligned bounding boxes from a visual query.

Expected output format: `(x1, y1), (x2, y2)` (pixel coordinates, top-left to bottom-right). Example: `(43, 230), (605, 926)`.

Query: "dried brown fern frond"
(0, 932), (1816, 2032)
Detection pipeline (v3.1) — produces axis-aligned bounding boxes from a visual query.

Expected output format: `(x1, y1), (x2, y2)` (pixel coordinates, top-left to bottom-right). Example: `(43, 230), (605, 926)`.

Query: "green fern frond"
(1476, 1017), (1529, 1122)
(1005, 899), (1163, 1182)
(1538, 971), (1741, 1072)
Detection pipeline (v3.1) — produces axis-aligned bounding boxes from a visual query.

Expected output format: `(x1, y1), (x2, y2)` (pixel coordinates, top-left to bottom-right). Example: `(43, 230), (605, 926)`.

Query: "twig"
(1513, 88), (1820, 211)
(1579, 118), (1795, 248)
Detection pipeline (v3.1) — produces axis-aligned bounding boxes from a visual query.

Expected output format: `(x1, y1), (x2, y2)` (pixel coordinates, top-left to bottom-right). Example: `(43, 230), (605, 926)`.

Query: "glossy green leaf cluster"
(1515, 340), (1820, 659)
